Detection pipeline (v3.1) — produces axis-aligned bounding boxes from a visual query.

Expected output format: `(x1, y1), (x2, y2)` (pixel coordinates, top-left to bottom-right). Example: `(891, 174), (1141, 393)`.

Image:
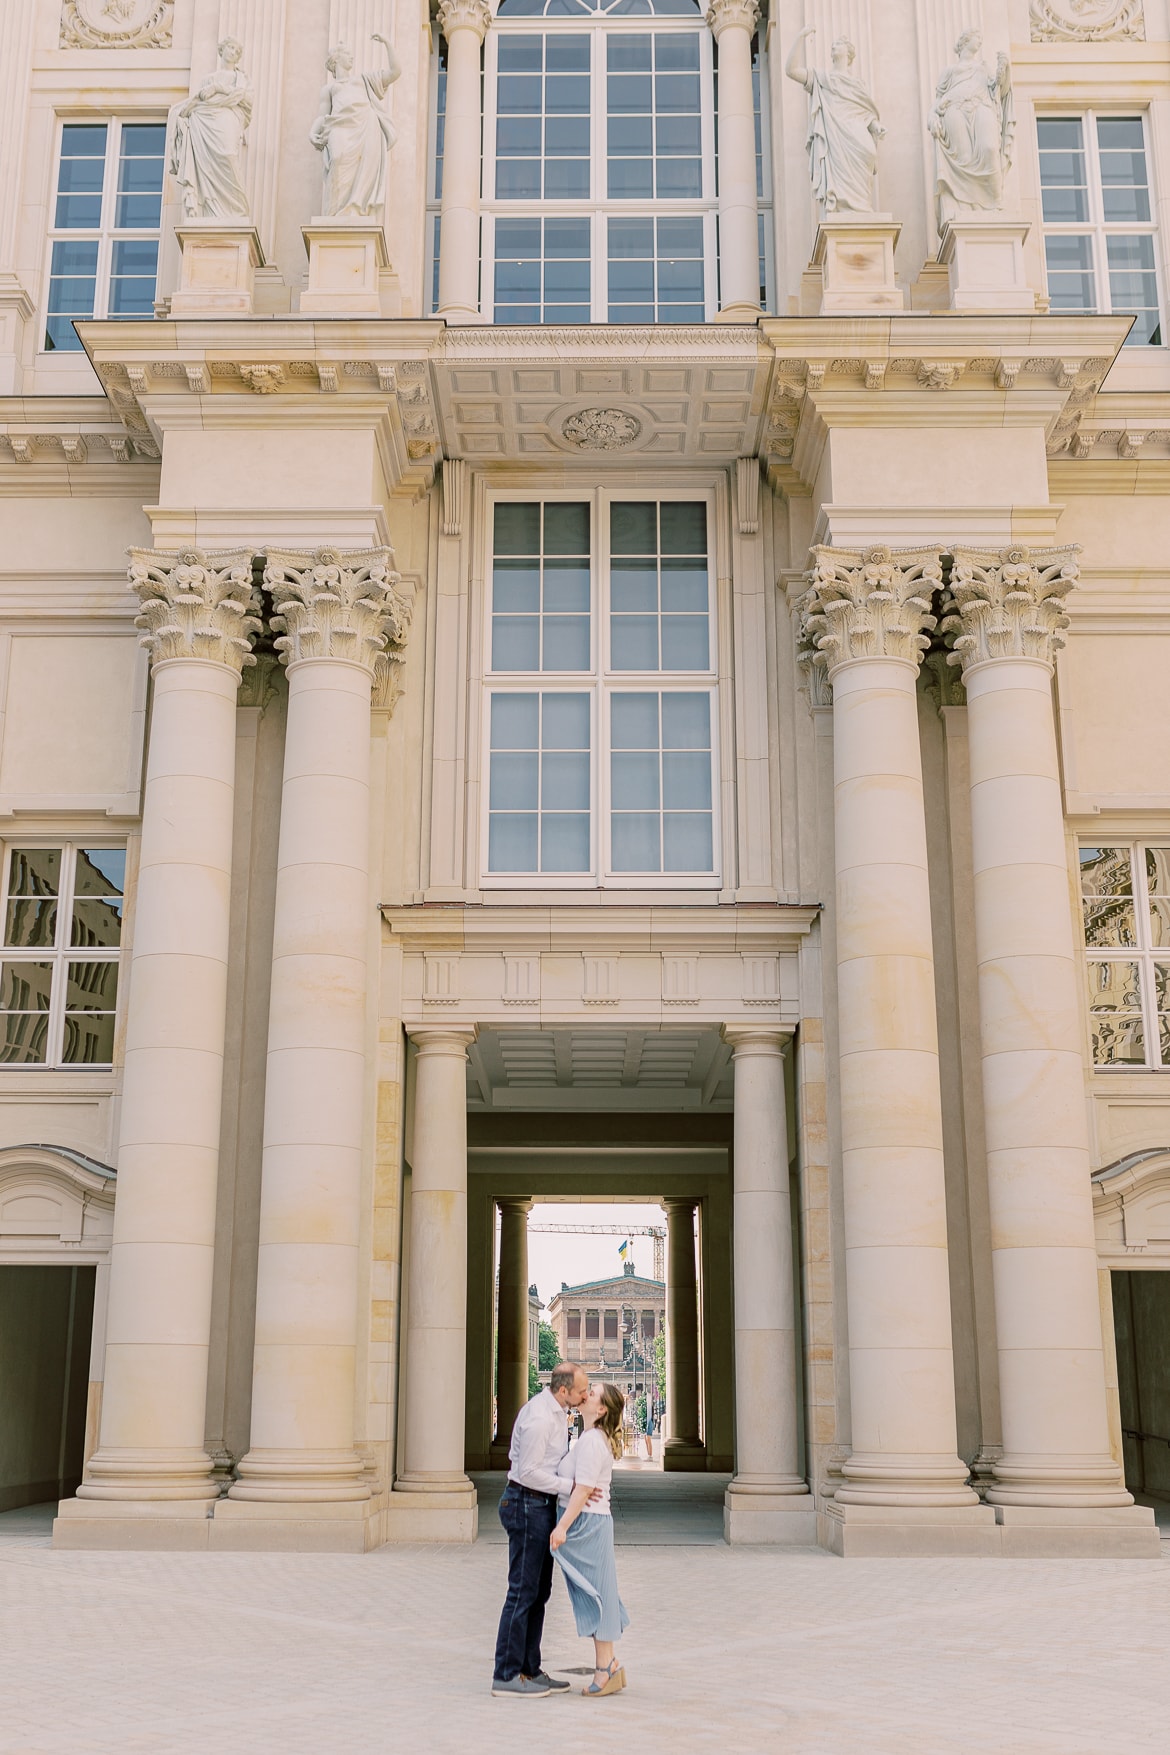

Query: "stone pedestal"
(813, 215), (906, 315)
(300, 220), (389, 317)
(0, 272), (32, 394)
(938, 217), (1033, 314)
(170, 222), (264, 317)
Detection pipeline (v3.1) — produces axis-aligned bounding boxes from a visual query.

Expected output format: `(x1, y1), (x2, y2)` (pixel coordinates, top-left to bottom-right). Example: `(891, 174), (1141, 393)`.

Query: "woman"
(309, 35), (401, 219)
(550, 1382), (629, 1698)
(170, 37), (253, 220)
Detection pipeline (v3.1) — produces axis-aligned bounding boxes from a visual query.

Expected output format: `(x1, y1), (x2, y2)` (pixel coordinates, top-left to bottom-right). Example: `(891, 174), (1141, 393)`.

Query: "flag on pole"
(618, 1239), (629, 1260)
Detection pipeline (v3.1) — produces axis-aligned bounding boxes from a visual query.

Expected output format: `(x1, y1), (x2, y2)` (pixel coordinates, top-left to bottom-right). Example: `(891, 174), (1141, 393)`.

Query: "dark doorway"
(1112, 1269), (1170, 1513)
(0, 1264), (95, 1511)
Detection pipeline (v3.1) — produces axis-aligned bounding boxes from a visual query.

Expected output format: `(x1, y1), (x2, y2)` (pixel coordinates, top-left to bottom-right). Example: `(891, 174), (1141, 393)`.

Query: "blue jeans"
(493, 1484), (556, 1682)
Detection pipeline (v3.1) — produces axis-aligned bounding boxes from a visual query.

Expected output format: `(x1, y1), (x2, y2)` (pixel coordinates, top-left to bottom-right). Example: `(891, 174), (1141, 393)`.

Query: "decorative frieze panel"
(1029, 1), (1144, 42)
(129, 547), (261, 674)
(942, 544), (1080, 671)
(60, 0), (174, 48)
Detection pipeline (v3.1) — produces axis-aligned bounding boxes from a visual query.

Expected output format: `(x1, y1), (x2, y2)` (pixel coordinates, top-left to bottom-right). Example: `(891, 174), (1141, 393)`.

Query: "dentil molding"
(129, 547), (261, 675)
(798, 545), (943, 673)
(1029, 0), (1144, 42)
(60, 0), (173, 49)
(942, 545), (1080, 672)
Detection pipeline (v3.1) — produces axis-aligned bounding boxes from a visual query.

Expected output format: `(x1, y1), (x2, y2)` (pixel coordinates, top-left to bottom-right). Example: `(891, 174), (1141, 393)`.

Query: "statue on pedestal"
(310, 35), (402, 220)
(170, 36), (253, 220)
(785, 29), (885, 215)
(929, 30), (1015, 228)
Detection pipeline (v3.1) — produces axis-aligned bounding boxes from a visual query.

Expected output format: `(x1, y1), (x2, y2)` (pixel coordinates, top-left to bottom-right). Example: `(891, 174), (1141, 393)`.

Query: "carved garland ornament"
(561, 408), (642, 450)
(798, 545), (943, 675)
(60, 0), (174, 49)
(264, 546), (414, 702)
(1029, 0), (1144, 41)
(129, 548), (260, 675)
(941, 545), (1081, 672)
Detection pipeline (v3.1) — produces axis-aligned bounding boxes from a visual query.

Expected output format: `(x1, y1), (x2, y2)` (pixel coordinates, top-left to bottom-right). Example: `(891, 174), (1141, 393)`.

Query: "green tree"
(654, 1330), (666, 1400)
(538, 1321), (561, 1371)
(528, 1357), (540, 1399)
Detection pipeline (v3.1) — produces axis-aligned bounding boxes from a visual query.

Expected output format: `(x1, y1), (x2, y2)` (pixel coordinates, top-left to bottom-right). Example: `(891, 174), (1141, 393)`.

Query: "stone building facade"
(546, 1265), (665, 1416)
(0, 0), (1167, 1556)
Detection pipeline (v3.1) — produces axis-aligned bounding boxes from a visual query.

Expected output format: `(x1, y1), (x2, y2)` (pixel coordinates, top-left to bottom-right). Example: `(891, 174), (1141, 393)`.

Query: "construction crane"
(527, 1221), (666, 1283)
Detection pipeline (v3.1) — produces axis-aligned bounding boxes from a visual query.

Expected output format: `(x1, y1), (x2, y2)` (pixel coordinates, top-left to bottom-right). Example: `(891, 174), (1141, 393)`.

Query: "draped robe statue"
(929, 30), (1015, 228)
(310, 36), (402, 220)
(170, 37), (253, 220)
(786, 30), (885, 215)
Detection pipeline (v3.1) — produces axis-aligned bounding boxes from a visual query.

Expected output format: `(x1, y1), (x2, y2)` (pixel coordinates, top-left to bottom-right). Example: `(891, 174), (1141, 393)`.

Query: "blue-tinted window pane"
(611, 812), (660, 871)
(115, 126), (165, 228)
(1037, 117), (1088, 224)
(662, 691), (710, 749)
(611, 692), (659, 749)
(55, 124), (108, 229)
(1045, 234), (1095, 313)
(495, 217), (590, 322)
(663, 811), (712, 872)
(1108, 233), (1161, 345)
(45, 238), (98, 350)
(108, 238), (158, 315)
(491, 692), (539, 749)
(490, 813), (539, 872)
(607, 32), (704, 199)
(542, 693), (589, 749)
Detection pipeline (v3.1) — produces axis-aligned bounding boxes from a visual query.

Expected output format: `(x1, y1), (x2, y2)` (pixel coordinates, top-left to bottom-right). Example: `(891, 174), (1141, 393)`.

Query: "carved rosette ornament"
(436, 0), (493, 38)
(798, 545), (943, 675)
(561, 408), (642, 450)
(60, 0), (174, 49)
(941, 545), (1080, 673)
(129, 548), (260, 675)
(705, 0), (761, 40)
(1029, 0), (1144, 42)
(265, 547), (414, 701)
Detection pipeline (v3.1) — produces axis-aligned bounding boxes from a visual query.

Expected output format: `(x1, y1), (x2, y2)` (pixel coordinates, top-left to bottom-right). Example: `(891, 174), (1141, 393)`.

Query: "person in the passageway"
(550, 1381), (630, 1698)
(491, 1360), (591, 1699)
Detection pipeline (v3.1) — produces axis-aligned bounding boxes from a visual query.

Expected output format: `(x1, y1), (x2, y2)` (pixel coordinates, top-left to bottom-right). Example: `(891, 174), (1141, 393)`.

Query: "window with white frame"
(1079, 844), (1170, 1069)
(426, 0), (771, 320)
(0, 846), (125, 1066)
(44, 120), (166, 352)
(484, 493), (718, 884)
(1037, 114), (1161, 346)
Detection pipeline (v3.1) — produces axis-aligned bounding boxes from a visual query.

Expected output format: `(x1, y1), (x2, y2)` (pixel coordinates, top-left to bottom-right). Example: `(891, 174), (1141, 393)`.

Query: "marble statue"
(310, 35), (402, 220)
(928, 30), (1015, 228)
(785, 29), (885, 216)
(170, 36), (253, 220)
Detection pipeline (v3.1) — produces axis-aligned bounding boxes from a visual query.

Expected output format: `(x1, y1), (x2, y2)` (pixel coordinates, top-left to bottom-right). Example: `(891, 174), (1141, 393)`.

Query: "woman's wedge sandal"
(583, 1659), (623, 1698)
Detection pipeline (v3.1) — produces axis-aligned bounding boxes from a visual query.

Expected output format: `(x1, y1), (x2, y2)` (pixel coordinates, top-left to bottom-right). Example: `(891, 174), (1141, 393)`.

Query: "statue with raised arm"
(928, 29), (1015, 228)
(785, 29), (885, 215)
(310, 34), (402, 220)
(170, 36), (253, 220)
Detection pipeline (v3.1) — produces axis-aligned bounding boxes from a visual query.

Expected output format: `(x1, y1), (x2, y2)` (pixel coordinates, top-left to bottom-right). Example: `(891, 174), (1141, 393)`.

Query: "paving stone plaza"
(3, 1474), (1169, 1755)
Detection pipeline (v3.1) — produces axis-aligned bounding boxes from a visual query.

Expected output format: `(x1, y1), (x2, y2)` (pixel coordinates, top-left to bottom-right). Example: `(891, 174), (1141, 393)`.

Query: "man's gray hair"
(550, 1361), (583, 1395)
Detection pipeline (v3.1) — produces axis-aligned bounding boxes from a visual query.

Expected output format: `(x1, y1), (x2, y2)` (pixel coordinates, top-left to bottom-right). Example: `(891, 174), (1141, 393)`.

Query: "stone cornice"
(798, 545), (943, 674)
(380, 903), (820, 952)
(942, 545), (1080, 673)
(129, 547), (261, 675)
(265, 546), (414, 694)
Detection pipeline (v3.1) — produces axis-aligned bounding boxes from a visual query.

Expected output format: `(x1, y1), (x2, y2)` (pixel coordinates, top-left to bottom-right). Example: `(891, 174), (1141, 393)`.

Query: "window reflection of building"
(1081, 844), (1170, 1069)
(0, 846), (124, 1067)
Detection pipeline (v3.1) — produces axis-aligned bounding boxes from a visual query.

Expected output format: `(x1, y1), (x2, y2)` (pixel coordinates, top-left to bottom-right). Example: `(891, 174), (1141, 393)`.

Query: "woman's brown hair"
(594, 1382), (625, 1459)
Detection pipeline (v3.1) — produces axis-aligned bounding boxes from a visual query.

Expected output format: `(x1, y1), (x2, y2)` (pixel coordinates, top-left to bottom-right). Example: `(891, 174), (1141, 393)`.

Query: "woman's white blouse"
(555, 1428), (614, 1515)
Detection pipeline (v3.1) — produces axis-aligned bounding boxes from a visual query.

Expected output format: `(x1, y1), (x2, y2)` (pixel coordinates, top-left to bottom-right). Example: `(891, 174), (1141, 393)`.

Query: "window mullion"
(50, 843), (74, 1068)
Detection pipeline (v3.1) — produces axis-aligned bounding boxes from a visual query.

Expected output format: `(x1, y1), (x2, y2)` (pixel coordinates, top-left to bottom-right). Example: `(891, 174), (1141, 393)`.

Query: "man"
(491, 1360), (590, 1699)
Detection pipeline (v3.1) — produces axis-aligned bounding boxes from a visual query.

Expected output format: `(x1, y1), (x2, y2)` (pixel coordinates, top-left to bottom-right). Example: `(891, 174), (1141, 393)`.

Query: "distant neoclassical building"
(0, 0), (1166, 1557)
(546, 1264), (666, 1425)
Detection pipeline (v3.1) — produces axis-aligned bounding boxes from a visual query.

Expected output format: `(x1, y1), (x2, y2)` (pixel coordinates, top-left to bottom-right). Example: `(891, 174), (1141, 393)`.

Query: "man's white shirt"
(508, 1387), (569, 1496)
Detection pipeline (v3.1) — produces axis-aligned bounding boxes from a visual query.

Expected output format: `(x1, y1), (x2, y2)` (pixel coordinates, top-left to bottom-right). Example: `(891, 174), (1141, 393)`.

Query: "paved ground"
(1, 1478), (1168, 1755)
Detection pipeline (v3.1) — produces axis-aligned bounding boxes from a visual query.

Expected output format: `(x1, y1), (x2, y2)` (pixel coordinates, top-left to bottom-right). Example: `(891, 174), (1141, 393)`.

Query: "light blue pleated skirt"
(553, 1503), (630, 1641)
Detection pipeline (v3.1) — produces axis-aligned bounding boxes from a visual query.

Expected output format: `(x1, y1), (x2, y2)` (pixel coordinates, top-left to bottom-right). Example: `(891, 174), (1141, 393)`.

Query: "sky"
(521, 1201), (669, 1313)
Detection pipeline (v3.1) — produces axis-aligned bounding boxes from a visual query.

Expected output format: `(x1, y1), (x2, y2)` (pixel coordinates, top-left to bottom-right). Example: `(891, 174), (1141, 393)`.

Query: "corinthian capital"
(706, 0), (760, 37)
(942, 544), (1079, 673)
(437, 0), (492, 40)
(798, 544), (942, 674)
(264, 546), (414, 692)
(129, 547), (261, 675)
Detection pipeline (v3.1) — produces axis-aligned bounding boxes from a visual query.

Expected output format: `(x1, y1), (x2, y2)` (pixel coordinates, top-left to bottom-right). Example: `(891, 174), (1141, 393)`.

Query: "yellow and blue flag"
(618, 1239), (629, 1260)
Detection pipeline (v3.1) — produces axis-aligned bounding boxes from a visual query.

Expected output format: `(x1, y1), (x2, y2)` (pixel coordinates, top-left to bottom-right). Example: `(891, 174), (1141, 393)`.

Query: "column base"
(938, 217), (1033, 313)
(228, 1447), (371, 1503)
(380, 1484), (478, 1544)
(820, 1500), (1000, 1558)
(663, 1438), (707, 1472)
(209, 1497), (382, 1553)
(437, 304), (482, 325)
(992, 1503), (1160, 1559)
(725, 1485), (817, 1546)
(74, 1446), (219, 1502)
(53, 1495), (217, 1552)
(813, 214), (906, 315)
(714, 302), (762, 323)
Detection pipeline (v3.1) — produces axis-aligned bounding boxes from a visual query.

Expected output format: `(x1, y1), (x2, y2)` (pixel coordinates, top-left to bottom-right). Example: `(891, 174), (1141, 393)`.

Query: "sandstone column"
(799, 545), (992, 1554)
(57, 549), (259, 1545)
(944, 546), (1156, 1555)
(722, 1027), (815, 1542)
(224, 547), (412, 1537)
(387, 1027), (478, 1540)
(436, 0), (492, 323)
(707, 0), (762, 320)
(493, 1196), (532, 1462)
(663, 1197), (705, 1469)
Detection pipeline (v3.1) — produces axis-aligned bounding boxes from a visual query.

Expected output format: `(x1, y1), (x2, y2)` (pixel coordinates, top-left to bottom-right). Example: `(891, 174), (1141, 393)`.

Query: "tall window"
(429, 0), (755, 321)
(44, 120), (166, 352)
(1080, 844), (1170, 1069)
(0, 846), (125, 1066)
(1037, 115), (1161, 345)
(484, 493), (718, 885)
